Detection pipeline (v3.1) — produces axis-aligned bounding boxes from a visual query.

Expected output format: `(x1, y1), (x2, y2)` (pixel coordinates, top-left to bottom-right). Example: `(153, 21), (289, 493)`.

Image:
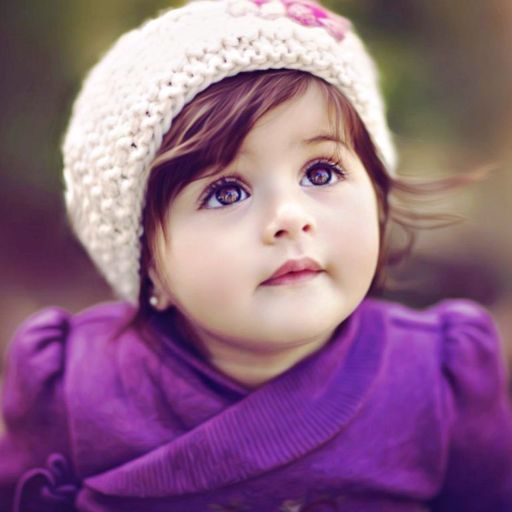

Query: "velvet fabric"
(1, 298), (512, 511)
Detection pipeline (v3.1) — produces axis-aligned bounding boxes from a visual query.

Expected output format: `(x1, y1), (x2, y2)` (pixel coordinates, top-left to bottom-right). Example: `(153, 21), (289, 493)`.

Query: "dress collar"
(85, 300), (386, 498)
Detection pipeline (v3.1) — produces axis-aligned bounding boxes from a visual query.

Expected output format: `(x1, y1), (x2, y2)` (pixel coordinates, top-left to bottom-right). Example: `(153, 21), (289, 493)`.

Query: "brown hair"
(131, 69), (479, 331)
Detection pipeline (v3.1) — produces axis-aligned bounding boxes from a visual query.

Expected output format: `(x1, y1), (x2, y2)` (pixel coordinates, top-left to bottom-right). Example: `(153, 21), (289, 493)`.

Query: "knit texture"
(62, 0), (397, 302)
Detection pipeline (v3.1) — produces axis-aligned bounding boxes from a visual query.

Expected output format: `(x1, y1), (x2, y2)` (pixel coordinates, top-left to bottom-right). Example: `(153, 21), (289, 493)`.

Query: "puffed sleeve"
(0, 308), (78, 512)
(430, 300), (512, 512)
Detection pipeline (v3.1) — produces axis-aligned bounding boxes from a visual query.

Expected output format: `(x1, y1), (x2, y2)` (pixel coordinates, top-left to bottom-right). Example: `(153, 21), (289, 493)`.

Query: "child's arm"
(0, 308), (77, 512)
(429, 301), (512, 511)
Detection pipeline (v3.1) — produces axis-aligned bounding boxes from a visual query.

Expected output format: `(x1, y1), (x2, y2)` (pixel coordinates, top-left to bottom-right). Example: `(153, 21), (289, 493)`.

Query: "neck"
(209, 339), (328, 388)
(173, 314), (334, 389)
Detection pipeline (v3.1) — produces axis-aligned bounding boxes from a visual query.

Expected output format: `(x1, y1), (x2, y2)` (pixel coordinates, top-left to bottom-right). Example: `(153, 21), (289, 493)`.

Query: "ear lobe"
(148, 267), (174, 311)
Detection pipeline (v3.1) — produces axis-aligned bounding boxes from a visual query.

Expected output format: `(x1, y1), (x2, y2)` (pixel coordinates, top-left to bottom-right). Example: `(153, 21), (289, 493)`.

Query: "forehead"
(238, 82), (337, 155)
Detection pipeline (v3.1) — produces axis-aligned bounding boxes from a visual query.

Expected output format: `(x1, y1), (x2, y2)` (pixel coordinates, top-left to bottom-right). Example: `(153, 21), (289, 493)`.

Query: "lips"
(261, 257), (324, 286)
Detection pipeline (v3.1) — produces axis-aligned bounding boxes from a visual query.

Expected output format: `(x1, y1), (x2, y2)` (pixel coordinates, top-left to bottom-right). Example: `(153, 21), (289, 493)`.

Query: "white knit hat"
(62, 0), (397, 303)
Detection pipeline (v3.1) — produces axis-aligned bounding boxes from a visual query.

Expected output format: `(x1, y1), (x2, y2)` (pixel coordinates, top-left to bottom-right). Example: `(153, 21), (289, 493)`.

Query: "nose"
(262, 197), (316, 245)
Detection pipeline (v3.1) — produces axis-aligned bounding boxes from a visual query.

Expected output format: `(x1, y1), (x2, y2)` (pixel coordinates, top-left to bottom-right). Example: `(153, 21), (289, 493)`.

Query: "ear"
(148, 266), (174, 311)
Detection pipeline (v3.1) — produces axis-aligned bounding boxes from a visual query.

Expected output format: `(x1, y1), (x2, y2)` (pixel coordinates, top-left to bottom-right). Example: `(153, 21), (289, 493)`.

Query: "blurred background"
(1, 0), (511, 386)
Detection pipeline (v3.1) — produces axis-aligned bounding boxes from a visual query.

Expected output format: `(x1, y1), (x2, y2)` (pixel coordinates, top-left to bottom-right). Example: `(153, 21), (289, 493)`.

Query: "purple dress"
(1, 298), (512, 511)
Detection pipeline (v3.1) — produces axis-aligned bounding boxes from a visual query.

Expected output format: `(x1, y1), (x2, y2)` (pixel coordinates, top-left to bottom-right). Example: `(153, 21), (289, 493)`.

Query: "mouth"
(261, 257), (324, 286)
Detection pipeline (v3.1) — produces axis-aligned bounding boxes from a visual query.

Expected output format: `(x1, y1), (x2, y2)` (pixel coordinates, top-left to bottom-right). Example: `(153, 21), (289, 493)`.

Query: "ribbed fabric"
(2, 298), (512, 511)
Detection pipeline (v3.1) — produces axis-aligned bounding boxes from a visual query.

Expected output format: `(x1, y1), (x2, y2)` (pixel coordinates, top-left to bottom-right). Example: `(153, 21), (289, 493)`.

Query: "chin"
(260, 317), (341, 346)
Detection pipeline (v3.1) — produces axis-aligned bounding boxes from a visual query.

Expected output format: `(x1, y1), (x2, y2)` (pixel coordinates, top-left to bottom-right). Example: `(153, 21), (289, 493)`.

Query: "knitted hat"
(62, 0), (397, 303)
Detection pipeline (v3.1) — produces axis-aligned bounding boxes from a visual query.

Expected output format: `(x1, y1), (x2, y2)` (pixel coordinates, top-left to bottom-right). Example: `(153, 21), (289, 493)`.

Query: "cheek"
(161, 219), (249, 308)
(325, 184), (380, 275)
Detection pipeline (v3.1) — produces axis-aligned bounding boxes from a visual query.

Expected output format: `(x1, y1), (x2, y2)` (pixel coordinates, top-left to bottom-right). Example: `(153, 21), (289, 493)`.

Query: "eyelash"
(198, 159), (347, 209)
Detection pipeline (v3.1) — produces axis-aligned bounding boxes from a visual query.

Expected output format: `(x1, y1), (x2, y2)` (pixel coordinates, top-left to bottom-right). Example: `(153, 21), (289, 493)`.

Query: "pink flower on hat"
(251, 0), (350, 41)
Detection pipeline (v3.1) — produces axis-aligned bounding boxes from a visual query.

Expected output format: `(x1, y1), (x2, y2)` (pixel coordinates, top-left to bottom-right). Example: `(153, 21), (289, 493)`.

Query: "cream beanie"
(62, 0), (397, 303)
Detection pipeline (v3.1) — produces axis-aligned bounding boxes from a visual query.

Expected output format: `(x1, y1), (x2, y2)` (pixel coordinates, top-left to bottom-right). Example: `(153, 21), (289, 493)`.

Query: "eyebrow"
(237, 132), (349, 158)
(301, 133), (348, 148)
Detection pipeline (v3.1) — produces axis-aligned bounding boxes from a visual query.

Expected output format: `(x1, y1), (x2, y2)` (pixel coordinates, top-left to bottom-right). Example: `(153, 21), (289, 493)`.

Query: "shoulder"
(2, 307), (71, 422)
(361, 296), (498, 343)
(433, 299), (507, 409)
(4, 306), (70, 372)
(362, 296), (506, 405)
(4, 301), (136, 365)
(354, 299), (512, 508)
(7, 299), (135, 335)
(72, 300), (137, 334)
(359, 297), (505, 392)
(2, 302), (136, 423)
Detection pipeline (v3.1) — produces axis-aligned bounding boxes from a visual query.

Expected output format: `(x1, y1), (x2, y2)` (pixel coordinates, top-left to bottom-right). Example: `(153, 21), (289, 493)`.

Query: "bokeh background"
(1, 0), (511, 393)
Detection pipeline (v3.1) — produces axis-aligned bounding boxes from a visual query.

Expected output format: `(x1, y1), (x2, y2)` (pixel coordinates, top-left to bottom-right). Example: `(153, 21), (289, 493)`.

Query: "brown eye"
(301, 161), (345, 187)
(216, 185), (242, 205)
(307, 167), (331, 185)
(200, 177), (250, 209)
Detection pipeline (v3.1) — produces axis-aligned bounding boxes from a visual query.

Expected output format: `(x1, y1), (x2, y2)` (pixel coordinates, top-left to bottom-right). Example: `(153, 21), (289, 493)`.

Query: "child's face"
(151, 82), (379, 353)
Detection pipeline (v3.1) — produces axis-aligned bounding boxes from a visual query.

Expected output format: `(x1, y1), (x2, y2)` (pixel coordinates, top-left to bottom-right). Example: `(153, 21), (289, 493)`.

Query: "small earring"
(149, 295), (159, 307)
